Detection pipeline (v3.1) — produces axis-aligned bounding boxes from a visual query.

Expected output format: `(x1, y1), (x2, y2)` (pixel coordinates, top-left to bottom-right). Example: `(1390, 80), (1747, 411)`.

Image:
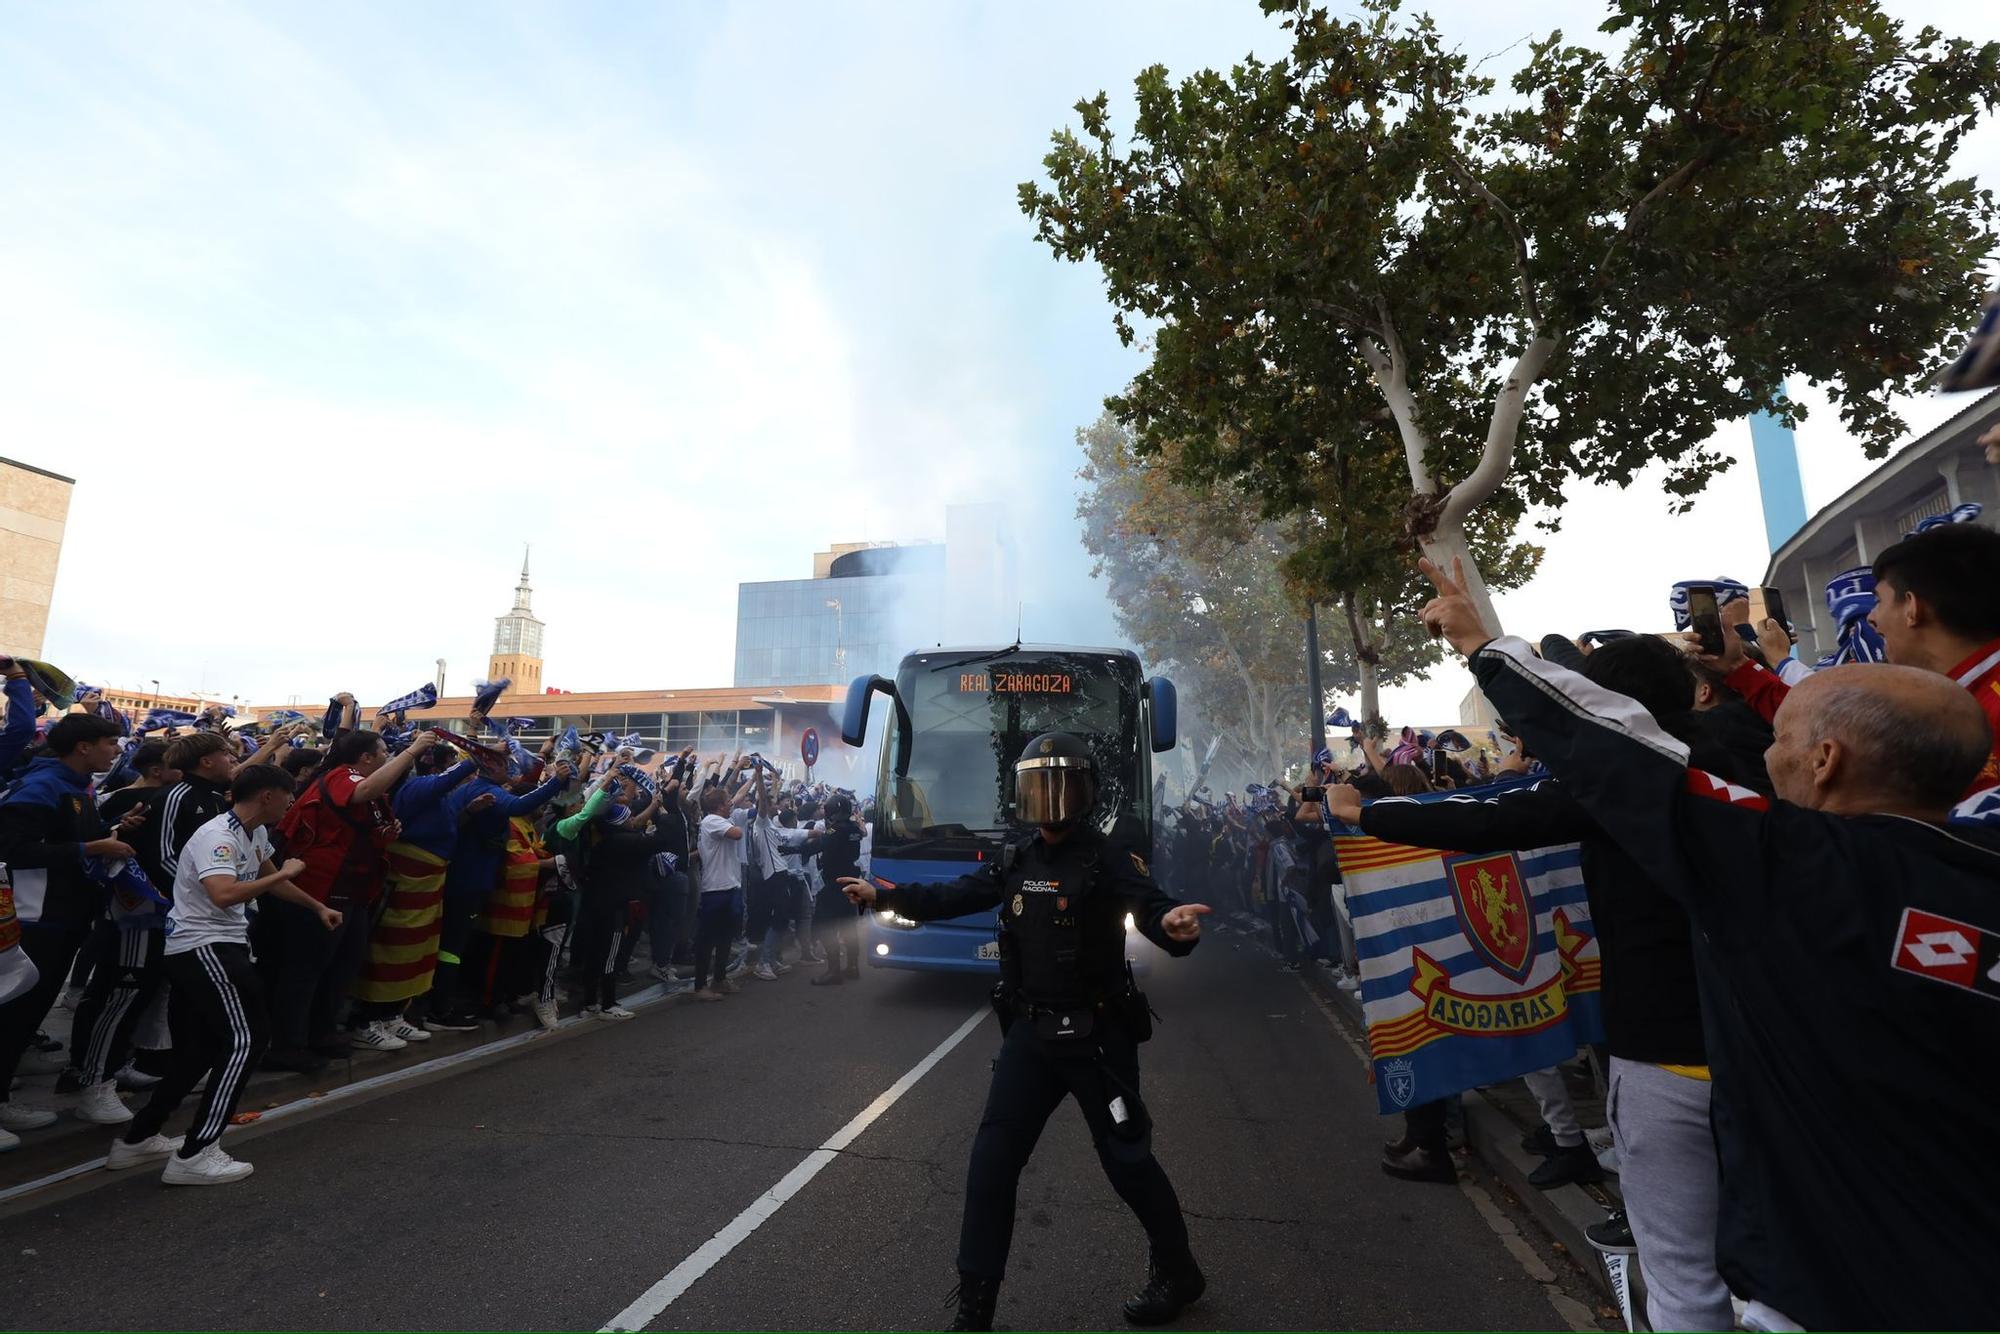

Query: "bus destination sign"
(957, 671), (1074, 695)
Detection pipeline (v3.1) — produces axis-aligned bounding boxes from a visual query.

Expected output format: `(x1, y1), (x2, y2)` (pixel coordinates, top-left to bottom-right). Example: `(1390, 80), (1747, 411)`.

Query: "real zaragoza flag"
(1334, 780), (1605, 1115)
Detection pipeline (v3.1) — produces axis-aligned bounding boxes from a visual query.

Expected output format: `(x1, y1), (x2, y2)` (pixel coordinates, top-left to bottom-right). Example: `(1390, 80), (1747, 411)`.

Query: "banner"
(1335, 782), (1604, 1114)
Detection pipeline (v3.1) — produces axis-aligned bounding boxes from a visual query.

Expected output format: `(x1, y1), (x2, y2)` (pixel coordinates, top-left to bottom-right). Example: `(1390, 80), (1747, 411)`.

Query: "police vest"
(996, 831), (1132, 1006)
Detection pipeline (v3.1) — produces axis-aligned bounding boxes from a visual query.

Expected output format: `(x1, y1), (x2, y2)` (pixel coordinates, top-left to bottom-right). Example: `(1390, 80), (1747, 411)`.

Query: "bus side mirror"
(841, 674), (896, 748)
(1144, 676), (1177, 753)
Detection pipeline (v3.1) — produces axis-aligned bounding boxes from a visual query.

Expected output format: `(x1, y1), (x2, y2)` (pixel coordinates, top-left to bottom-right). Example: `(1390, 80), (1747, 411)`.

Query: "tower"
(489, 547), (545, 692)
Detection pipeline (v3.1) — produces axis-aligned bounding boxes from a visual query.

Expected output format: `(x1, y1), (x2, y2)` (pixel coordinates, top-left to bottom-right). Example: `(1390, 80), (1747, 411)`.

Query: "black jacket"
(1361, 770), (1716, 1066)
(1474, 634), (2000, 1330)
(879, 827), (1191, 1005)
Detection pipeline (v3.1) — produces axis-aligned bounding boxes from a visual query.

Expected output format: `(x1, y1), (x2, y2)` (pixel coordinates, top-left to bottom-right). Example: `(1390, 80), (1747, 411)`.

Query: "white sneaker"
(382, 1016), (431, 1043)
(0, 1102), (58, 1131)
(752, 962), (779, 982)
(647, 965), (677, 985)
(1335, 974), (1362, 993)
(116, 1061), (163, 1091)
(75, 1080), (134, 1125)
(594, 1004), (636, 1021)
(106, 1132), (183, 1170)
(771, 959), (794, 975)
(581, 1005), (601, 1020)
(350, 1023), (408, 1052)
(161, 1142), (254, 1186)
(531, 998), (559, 1031)
(0, 1125), (16, 1152)
(58, 985), (85, 1011)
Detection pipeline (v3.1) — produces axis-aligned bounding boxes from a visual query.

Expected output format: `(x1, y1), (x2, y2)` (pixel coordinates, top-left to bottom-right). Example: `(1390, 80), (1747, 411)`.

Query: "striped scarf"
(381, 683), (438, 715)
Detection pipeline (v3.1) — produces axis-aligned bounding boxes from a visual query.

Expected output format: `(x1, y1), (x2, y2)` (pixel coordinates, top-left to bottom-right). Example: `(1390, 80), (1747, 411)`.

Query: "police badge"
(1011, 894), (1024, 917)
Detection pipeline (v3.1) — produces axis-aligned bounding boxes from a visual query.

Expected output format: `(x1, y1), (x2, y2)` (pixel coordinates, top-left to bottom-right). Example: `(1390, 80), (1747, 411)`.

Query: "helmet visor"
(1015, 757), (1094, 826)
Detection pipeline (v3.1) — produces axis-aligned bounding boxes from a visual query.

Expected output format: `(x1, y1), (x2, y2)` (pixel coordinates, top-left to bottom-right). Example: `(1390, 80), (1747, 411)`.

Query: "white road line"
(600, 1005), (990, 1333)
(0, 981), (672, 1209)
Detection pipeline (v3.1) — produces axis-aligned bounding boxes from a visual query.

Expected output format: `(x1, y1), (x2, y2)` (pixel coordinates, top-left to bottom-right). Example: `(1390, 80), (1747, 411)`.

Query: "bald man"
(1417, 557), (2000, 1333)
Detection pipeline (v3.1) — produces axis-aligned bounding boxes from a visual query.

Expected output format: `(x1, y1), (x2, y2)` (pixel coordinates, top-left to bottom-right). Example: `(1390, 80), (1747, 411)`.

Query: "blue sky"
(7, 0), (1993, 724)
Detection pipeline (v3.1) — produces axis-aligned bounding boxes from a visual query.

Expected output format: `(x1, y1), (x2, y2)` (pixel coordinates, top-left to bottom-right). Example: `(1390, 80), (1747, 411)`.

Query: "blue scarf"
(472, 678), (511, 716)
(381, 683), (438, 715)
(138, 708), (199, 734)
(1813, 566), (1889, 668)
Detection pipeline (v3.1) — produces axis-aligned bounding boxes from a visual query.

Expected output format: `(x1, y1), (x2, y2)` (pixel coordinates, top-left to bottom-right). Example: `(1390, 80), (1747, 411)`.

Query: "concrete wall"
(0, 458), (74, 659)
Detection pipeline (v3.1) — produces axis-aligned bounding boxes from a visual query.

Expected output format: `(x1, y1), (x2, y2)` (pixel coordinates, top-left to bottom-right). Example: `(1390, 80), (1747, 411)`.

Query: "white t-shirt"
(166, 811), (271, 956)
(697, 812), (743, 893)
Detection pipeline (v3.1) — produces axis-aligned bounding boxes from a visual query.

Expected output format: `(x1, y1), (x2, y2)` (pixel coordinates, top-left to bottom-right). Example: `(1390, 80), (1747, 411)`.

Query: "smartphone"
(1687, 587), (1725, 657)
(1758, 586), (1790, 634)
(1298, 785), (1327, 803)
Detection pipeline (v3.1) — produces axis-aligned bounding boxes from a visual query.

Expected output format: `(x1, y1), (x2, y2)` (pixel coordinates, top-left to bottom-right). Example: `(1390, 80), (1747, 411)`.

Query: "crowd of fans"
(0, 679), (873, 1186)
(1160, 512), (2000, 1332)
(3, 485), (1997, 1328)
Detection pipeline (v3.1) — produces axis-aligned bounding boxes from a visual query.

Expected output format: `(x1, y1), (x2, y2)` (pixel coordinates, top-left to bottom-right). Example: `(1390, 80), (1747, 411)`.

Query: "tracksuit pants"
(1607, 1057), (1733, 1332)
(69, 923), (166, 1085)
(126, 944), (270, 1158)
(958, 1020), (1192, 1282)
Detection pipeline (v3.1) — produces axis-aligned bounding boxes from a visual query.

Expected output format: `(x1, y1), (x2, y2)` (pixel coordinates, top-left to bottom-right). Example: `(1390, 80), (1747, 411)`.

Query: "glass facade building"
(734, 545), (945, 687)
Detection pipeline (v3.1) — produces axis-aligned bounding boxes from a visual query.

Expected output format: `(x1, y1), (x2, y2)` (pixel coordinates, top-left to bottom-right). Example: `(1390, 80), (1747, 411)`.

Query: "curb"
(1288, 945), (1621, 1304)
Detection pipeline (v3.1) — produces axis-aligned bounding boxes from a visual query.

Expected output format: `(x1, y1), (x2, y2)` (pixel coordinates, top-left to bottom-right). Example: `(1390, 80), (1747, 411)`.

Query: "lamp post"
(150, 678), (160, 707)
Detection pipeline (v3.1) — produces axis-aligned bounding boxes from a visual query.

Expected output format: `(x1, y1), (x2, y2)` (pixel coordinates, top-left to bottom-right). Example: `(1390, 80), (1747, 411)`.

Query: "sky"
(4, 0), (1994, 724)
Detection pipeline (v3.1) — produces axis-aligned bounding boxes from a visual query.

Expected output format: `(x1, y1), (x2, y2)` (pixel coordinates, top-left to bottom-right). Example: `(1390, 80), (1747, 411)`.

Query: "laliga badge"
(1011, 894), (1025, 917)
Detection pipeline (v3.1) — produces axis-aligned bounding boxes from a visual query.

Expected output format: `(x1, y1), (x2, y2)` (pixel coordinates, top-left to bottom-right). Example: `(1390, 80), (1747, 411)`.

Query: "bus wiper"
(929, 644), (1024, 675)
(882, 828), (1010, 856)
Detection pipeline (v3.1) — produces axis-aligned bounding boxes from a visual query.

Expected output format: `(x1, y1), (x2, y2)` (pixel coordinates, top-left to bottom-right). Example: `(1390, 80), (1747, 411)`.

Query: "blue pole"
(1748, 385), (1809, 555)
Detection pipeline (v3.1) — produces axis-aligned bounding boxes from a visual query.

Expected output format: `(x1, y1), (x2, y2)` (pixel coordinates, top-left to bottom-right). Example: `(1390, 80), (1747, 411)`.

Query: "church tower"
(489, 547), (545, 692)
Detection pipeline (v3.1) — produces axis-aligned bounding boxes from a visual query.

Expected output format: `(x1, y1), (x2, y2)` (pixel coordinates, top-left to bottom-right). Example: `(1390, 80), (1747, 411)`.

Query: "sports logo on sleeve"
(1891, 906), (2000, 1003)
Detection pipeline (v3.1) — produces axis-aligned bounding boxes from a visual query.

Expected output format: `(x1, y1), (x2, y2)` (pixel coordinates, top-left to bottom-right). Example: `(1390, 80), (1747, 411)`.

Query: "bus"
(838, 643), (1177, 973)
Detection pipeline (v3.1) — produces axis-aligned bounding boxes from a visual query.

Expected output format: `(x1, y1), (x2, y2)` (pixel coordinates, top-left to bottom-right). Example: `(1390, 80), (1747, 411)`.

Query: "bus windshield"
(875, 651), (1146, 855)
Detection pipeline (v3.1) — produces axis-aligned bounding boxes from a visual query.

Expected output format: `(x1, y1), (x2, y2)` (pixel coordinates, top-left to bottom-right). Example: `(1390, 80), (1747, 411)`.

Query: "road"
(0, 921), (1600, 1331)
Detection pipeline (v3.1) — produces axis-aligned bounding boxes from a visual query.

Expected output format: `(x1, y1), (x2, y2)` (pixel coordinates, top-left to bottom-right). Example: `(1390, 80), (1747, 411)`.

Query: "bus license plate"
(977, 942), (1001, 961)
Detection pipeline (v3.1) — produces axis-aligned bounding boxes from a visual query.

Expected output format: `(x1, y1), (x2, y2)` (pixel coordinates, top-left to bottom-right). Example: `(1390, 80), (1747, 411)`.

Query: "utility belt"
(992, 964), (1156, 1045)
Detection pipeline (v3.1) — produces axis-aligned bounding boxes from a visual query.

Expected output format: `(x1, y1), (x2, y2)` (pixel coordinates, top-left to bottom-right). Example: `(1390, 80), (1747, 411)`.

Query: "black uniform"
(877, 826), (1197, 1285)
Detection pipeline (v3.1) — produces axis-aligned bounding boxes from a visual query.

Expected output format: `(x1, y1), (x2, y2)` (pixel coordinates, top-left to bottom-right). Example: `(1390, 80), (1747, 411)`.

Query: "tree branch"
(1357, 298), (1437, 495)
(1436, 333), (1558, 533)
(1442, 150), (1544, 332)
(1597, 143), (1724, 282)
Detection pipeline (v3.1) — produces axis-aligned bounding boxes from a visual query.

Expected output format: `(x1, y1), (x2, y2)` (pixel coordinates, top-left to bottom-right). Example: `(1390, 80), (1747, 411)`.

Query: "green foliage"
(1024, 0), (1999, 544)
(1076, 412), (1470, 770)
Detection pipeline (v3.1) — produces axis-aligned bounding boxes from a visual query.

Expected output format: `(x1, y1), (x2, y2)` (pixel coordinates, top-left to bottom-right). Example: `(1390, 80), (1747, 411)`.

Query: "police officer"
(839, 732), (1211, 1331)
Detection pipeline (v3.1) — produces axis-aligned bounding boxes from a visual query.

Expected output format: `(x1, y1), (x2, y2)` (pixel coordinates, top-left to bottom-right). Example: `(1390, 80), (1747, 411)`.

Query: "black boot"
(1527, 1141), (1604, 1189)
(1380, 1143), (1457, 1184)
(1122, 1254), (1206, 1326)
(946, 1273), (1000, 1331)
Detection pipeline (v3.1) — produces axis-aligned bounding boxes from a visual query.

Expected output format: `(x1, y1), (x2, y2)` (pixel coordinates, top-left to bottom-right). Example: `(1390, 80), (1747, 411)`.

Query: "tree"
(1025, 0), (1999, 624)
(1076, 412), (1450, 776)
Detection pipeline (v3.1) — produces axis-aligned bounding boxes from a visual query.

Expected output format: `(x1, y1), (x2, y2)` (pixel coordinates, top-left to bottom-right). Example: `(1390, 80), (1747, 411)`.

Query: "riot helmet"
(1014, 732), (1097, 829)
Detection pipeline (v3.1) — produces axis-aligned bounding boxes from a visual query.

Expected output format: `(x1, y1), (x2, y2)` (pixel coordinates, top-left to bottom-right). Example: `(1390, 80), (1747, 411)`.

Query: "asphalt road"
(0, 922), (1592, 1331)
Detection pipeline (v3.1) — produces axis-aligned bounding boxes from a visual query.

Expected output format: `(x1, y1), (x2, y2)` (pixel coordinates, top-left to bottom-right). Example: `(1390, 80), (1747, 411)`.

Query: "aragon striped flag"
(1333, 782), (1605, 1115)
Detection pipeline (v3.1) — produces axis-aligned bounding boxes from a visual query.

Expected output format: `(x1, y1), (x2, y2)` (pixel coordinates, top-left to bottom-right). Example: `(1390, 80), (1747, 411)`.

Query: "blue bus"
(838, 644), (1177, 973)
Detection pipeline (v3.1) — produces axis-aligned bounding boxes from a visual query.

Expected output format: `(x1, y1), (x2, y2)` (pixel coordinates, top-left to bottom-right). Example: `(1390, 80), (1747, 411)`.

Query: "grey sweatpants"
(1522, 1064), (1583, 1147)
(1607, 1056), (1733, 1332)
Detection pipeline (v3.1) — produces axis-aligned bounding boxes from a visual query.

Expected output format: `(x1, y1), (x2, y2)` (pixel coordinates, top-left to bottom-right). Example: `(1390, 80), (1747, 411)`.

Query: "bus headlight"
(1124, 913), (1136, 934)
(875, 910), (920, 930)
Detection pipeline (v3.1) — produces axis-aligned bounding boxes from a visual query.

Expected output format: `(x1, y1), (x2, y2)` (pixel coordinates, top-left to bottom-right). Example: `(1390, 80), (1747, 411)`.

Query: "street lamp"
(150, 678), (160, 705)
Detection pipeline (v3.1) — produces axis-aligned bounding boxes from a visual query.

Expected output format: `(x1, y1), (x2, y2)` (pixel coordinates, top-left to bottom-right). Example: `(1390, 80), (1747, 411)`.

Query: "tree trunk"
(1341, 591), (1384, 731)
(1416, 520), (1502, 637)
